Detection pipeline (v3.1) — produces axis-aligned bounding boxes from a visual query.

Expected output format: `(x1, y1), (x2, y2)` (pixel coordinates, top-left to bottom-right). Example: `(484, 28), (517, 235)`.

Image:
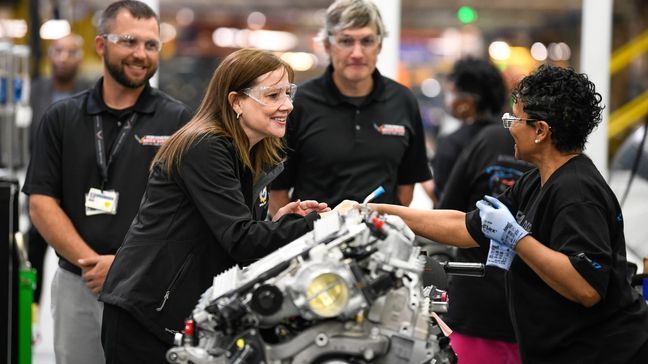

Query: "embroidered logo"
(515, 211), (532, 232)
(259, 187), (268, 207)
(134, 135), (170, 146)
(577, 253), (603, 270)
(374, 123), (406, 136)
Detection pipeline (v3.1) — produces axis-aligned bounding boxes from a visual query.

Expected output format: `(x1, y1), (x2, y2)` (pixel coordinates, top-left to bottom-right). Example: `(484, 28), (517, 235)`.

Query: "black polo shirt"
(271, 65), (431, 206)
(23, 78), (192, 274)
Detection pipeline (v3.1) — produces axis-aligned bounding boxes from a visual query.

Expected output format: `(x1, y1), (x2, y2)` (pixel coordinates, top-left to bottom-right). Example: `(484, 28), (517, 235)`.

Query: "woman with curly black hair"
(370, 65), (648, 363)
(432, 57), (509, 201)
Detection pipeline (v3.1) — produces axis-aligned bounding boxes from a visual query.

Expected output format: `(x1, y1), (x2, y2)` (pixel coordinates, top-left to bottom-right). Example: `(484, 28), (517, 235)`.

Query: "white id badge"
(85, 188), (119, 215)
(85, 206), (105, 216)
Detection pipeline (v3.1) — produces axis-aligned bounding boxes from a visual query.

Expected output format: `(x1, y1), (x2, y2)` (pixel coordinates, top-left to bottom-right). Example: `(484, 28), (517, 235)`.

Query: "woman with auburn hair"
(99, 48), (330, 362)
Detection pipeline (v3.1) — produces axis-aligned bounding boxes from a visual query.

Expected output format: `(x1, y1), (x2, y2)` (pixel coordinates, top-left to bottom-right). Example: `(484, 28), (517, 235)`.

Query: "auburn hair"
(152, 48), (294, 180)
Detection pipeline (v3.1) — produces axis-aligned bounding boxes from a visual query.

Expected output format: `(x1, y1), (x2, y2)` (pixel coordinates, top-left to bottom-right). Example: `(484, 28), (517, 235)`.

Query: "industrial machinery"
(167, 207), (483, 364)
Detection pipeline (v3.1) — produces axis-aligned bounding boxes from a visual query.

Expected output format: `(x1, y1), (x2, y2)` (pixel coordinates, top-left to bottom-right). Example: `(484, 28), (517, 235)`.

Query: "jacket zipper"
(155, 253), (193, 312)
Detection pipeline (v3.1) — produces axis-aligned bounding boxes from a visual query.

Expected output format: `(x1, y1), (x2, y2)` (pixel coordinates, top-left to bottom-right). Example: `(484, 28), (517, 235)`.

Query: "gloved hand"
(486, 239), (516, 270)
(476, 195), (529, 251)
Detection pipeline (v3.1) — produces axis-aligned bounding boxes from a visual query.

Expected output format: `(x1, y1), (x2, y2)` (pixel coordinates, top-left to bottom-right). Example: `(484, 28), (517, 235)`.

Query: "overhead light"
(176, 8), (195, 27)
(421, 78), (441, 98)
(213, 27), (236, 48)
(160, 22), (177, 43)
(40, 20), (71, 40)
(489, 41), (511, 61)
(548, 42), (571, 61)
(280, 52), (317, 71)
(0, 19), (28, 39)
(247, 11), (266, 30)
(530, 42), (547, 61)
(457, 6), (478, 24)
(212, 27), (298, 51)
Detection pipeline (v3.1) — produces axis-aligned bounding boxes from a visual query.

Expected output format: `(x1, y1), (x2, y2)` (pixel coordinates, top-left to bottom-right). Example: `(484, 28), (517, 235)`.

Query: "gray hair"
(317, 0), (387, 44)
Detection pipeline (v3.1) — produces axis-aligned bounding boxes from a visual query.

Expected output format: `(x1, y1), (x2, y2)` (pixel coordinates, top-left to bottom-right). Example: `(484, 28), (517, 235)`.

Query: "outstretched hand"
(333, 200), (359, 214)
(273, 199), (330, 222)
(319, 199), (360, 219)
(475, 195), (529, 250)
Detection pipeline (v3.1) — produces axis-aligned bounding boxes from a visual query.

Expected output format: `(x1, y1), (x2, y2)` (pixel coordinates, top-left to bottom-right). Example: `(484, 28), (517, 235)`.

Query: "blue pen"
(362, 186), (385, 204)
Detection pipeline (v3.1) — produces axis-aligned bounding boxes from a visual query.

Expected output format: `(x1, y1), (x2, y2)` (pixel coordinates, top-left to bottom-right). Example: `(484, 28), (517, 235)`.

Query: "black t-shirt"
(22, 78), (192, 274)
(439, 124), (533, 342)
(270, 65), (431, 206)
(465, 154), (648, 362)
(433, 120), (494, 200)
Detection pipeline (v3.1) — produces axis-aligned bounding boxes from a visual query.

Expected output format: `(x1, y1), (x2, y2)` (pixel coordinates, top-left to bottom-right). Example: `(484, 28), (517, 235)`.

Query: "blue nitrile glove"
(486, 239), (516, 270)
(475, 195), (529, 251)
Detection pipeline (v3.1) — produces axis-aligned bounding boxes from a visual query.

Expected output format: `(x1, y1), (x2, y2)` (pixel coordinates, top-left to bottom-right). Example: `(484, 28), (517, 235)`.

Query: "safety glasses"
(501, 112), (538, 128)
(240, 83), (297, 107)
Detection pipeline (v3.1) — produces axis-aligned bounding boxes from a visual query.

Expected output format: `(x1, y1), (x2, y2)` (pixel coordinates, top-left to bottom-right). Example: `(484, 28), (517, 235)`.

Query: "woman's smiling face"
(237, 68), (294, 147)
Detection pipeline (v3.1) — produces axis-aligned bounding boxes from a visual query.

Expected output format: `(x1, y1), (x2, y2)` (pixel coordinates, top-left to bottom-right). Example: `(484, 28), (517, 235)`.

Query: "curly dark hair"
(449, 57), (507, 115)
(512, 65), (604, 153)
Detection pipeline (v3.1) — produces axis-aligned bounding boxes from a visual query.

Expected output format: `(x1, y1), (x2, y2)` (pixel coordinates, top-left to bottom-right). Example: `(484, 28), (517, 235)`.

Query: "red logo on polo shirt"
(374, 123), (406, 136)
(134, 135), (170, 146)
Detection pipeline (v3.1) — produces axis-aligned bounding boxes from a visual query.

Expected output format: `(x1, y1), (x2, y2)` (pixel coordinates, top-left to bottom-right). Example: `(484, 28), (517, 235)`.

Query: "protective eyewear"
(102, 33), (162, 53)
(328, 34), (381, 50)
(240, 83), (297, 107)
(501, 112), (538, 128)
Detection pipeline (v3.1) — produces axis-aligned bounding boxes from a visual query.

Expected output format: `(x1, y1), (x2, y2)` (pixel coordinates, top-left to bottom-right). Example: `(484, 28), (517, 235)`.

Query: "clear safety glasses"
(102, 33), (162, 53)
(240, 83), (297, 107)
(501, 112), (538, 129)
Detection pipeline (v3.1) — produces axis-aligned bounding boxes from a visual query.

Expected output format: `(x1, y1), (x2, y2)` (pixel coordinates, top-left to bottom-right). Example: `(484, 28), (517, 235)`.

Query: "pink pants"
(449, 332), (521, 364)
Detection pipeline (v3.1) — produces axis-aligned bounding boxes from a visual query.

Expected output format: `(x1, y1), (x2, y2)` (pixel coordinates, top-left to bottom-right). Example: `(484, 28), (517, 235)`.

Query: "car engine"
(166, 207), (482, 364)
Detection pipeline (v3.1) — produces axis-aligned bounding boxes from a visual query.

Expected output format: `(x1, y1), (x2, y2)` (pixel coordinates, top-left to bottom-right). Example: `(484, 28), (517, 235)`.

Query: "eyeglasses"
(501, 112), (538, 128)
(102, 34), (162, 53)
(240, 83), (297, 107)
(328, 34), (381, 50)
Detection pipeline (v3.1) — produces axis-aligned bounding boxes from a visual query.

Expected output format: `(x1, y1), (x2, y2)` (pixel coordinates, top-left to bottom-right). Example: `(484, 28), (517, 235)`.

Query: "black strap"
(93, 113), (138, 190)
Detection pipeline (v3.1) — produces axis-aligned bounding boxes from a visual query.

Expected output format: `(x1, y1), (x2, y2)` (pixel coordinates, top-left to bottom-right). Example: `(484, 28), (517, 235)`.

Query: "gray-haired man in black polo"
(269, 0), (431, 214)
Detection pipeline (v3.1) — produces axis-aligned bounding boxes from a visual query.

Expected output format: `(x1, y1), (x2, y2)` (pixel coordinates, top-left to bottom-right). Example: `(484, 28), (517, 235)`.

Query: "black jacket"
(99, 135), (318, 343)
